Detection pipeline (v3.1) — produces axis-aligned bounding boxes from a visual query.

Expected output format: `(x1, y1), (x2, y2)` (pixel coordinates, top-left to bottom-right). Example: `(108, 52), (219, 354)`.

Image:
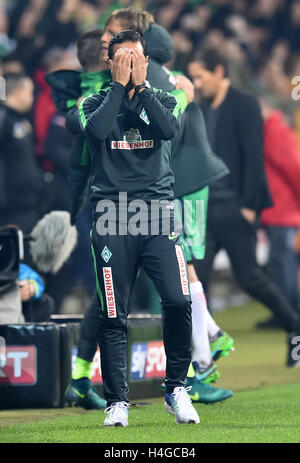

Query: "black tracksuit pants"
(193, 200), (300, 333)
(90, 221), (192, 405)
(77, 292), (99, 362)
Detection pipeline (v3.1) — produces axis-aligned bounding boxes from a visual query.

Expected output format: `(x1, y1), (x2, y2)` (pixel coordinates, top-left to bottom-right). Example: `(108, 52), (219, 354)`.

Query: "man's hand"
(77, 96), (85, 108)
(109, 48), (132, 87)
(131, 48), (148, 88)
(175, 75), (194, 104)
(19, 281), (35, 302)
(241, 207), (256, 224)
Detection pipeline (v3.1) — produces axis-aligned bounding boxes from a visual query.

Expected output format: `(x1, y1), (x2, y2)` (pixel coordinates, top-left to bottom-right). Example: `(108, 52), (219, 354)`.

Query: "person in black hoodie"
(0, 74), (43, 234)
(188, 49), (300, 367)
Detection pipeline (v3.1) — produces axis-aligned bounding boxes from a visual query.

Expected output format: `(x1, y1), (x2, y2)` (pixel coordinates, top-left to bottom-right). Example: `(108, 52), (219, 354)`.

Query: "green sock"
(186, 362), (196, 378)
(73, 357), (93, 380)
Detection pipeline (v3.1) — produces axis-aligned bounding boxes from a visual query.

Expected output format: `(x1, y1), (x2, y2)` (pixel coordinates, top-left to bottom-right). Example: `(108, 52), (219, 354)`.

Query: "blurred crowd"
(0, 0), (300, 314)
(1, 0), (300, 120)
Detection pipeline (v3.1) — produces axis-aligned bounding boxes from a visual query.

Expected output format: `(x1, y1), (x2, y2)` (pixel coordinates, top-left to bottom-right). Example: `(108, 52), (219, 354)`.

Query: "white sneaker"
(164, 386), (200, 424)
(104, 401), (129, 427)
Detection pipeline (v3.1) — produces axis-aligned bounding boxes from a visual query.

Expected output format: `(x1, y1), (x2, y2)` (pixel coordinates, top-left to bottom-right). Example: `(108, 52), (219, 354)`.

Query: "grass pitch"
(1, 301), (300, 443)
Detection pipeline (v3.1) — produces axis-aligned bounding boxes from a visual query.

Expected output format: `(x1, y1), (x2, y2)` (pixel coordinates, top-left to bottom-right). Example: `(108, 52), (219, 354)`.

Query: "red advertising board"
(145, 341), (166, 378)
(0, 346), (37, 385)
(130, 341), (166, 380)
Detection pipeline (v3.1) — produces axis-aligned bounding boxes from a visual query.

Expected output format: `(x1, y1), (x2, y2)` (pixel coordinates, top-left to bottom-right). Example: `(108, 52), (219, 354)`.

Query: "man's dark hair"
(192, 48), (228, 76)
(77, 29), (103, 71)
(3, 73), (29, 96)
(108, 30), (148, 60)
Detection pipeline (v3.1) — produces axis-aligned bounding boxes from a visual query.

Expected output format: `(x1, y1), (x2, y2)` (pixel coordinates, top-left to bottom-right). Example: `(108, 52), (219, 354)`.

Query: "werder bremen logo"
(111, 128), (154, 150)
(123, 128), (141, 142)
(101, 246), (112, 263)
(140, 108), (150, 125)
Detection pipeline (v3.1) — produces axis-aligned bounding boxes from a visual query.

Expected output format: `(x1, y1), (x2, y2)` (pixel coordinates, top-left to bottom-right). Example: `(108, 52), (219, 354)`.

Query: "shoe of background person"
(65, 378), (107, 410)
(255, 316), (281, 330)
(210, 330), (235, 361)
(104, 401), (129, 427)
(186, 376), (234, 404)
(192, 361), (220, 384)
(286, 332), (300, 368)
(165, 386), (200, 424)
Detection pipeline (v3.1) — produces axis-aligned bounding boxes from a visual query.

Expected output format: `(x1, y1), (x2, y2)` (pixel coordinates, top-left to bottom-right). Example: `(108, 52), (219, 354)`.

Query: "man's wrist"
(112, 80), (126, 88)
(112, 81), (127, 89)
(135, 80), (151, 94)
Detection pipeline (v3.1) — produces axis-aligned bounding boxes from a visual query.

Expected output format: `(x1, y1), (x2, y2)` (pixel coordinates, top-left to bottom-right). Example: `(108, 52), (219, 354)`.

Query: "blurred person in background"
(256, 96), (300, 343)
(188, 48), (300, 367)
(255, 56), (295, 124)
(0, 73), (43, 234)
(29, 28), (108, 315)
(33, 45), (94, 313)
(153, 0), (187, 31)
(0, 3), (16, 60)
(1, 52), (24, 75)
(43, 103), (75, 213)
(6, 0), (94, 76)
(37, 0), (82, 51)
(168, 30), (193, 75)
(295, 231), (300, 293)
(285, 0), (300, 52)
(34, 48), (65, 172)
(19, 263), (55, 323)
(48, 29), (110, 410)
(33, 46), (80, 166)
(289, 54), (300, 150)
(9, 0), (51, 75)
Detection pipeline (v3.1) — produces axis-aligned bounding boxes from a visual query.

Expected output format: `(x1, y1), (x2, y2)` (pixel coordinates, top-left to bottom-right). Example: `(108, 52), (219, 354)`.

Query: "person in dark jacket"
(49, 9), (234, 408)
(98, 7), (234, 400)
(0, 74), (43, 234)
(188, 49), (300, 366)
(79, 30), (200, 427)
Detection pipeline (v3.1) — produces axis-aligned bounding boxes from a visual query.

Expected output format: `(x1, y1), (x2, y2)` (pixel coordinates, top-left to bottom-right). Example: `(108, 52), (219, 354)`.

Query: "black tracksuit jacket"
(79, 82), (194, 404)
(79, 82), (180, 203)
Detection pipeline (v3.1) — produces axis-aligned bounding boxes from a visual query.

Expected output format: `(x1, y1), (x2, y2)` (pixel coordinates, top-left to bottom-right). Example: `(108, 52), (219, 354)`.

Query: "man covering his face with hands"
(107, 37), (149, 94)
(78, 30), (200, 427)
